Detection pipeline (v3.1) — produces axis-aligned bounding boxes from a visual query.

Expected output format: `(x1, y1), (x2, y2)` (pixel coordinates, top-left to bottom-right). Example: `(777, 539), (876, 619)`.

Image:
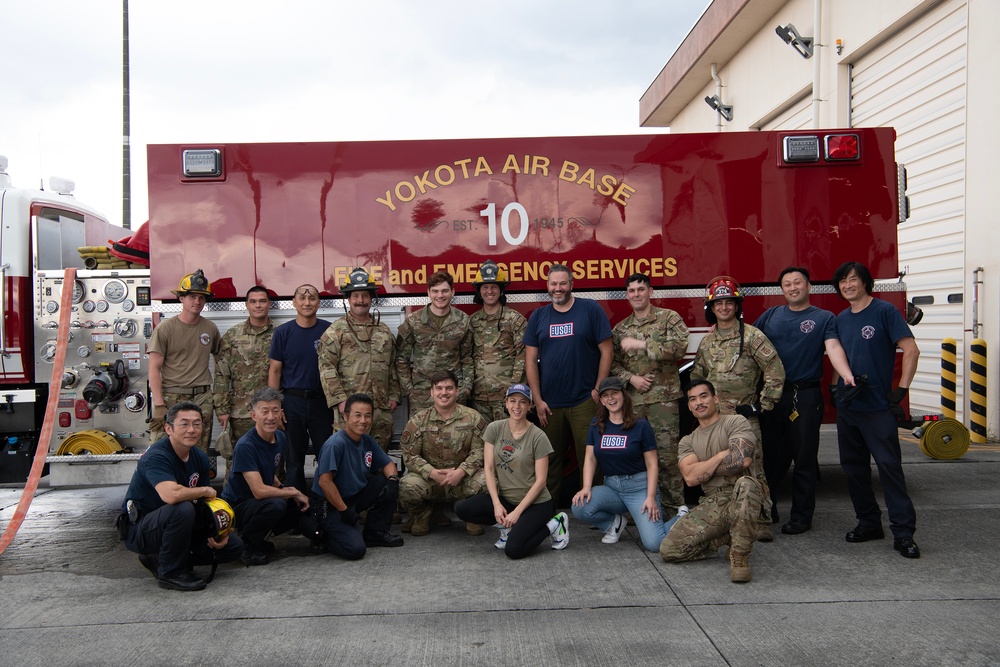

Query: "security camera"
(775, 23), (814, 59)
(704, 95), (733, 122)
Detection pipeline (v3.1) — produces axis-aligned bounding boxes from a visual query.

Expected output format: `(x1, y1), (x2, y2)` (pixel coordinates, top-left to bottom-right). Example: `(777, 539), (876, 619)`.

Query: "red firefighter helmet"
(704, 275), (743, 325)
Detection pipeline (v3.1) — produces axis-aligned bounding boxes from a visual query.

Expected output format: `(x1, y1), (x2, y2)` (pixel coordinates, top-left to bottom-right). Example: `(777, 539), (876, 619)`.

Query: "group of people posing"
(121, 259), (920, 592)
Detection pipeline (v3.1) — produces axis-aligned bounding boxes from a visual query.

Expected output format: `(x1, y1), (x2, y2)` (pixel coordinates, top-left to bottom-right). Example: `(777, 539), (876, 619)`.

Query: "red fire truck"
(1, 128), (913, 486)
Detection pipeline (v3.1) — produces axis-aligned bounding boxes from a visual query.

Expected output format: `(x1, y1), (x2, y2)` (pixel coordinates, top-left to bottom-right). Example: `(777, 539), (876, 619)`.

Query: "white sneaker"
(494, 526), (509, 550)
(550, 512), (570, 550)
(601, 513), (627, 544)
(676, 505), (690, 518)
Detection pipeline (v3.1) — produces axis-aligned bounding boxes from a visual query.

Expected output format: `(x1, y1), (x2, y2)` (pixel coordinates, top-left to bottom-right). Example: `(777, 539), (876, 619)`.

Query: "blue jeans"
(571, 471), (674, 552)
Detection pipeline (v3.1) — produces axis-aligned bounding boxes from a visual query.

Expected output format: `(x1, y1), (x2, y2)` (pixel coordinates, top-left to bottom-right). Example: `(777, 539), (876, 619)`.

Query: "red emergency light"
(825, 134), (860, 160)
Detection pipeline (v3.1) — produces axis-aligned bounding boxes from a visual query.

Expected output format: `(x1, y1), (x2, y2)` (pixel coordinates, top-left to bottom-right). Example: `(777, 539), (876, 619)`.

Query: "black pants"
(760, 384), (823, 524)
(125, 501), (244, 578)
(455, 492), (555, 560)
(836, 408), (917, 538)
(282, 392), (334, 495)
(233, 497), (304, 551)
(319, 475), (395, 560)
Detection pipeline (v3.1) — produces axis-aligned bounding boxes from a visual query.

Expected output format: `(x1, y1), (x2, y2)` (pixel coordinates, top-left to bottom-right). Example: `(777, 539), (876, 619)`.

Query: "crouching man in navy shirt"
(313, 393), (404, 559)
(222, 387), (311, 566)
(122, 402), (244, 591)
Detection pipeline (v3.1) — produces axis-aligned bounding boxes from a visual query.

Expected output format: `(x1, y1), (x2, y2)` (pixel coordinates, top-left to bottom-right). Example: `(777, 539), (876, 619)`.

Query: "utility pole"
(122, 0), (131, 230)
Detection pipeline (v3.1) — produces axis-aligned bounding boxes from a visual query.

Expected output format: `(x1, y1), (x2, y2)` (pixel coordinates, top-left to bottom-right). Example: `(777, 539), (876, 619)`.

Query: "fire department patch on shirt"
(199, 333), (211, 346)
(600, 434), (627, 449)
(800, 319), (816, 333)
(862, 325), (876, 340)
(188, 473), (200, 487)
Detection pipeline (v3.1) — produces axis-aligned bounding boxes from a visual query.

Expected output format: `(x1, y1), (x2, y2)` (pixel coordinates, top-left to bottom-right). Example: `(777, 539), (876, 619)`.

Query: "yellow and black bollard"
(941, 338), (957, 419)
(969, 339), (987, 443)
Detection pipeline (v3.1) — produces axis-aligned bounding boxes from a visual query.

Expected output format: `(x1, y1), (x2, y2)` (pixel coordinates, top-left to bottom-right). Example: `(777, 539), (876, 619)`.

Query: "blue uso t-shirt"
(523, 297), (612, 408)
(755, 305), (838, 384)
(222, 427), (286, 505)
(585, 418), (657, 477)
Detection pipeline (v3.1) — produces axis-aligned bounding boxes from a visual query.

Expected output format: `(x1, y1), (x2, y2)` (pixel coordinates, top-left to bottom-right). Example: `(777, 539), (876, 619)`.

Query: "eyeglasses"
(170, 420), (204, 430)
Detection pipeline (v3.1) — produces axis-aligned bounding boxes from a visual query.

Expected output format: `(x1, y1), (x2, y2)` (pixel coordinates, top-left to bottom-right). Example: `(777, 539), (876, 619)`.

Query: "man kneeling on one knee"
(313, 393), (404, 559)
(659, 378), (771, 583)
(222, 387), (311, 566)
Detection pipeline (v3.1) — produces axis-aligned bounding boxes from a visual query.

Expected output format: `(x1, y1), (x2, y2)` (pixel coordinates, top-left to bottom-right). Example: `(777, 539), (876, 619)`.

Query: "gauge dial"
(72, 280), (86, 304)
(44, 301), (59, 314)
(103, 279), (128, 304)
(82, 300), (96, 313)
(96, 300), (109, 313)
(121, 299), (135, 312)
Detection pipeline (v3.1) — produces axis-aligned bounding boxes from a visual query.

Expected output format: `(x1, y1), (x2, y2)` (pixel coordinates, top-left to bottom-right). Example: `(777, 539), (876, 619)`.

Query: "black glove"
(829, 384), (839, 408)
(735, 403), (759, 419)
(385, 477), (400, 501)
(887, 386), (908, 422)
(340, 507), (358, 525)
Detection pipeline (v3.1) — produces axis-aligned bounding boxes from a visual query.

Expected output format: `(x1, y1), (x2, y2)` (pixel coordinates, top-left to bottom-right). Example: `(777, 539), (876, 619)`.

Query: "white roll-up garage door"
(850, 0), (968, 418)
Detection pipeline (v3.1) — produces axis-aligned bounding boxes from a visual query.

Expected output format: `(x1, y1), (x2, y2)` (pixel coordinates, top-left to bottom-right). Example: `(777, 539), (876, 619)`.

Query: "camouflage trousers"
(334, 407), (394, 453)
(229, 417), (255, 447)
(659, 476), (768, 562)
(398, 469), (487, 519)
(634, 401), (683, 513)
(471, 398), (506, 424)
(149, 389), (214, 452)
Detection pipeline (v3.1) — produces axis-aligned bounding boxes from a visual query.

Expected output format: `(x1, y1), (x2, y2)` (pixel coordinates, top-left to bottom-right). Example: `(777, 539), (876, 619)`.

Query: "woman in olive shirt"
(455, 384), (569, 558)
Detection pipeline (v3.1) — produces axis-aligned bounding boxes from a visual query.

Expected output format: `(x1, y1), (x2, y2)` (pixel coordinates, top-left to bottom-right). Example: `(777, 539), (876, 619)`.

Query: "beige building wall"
(643, 0), (1000, 437)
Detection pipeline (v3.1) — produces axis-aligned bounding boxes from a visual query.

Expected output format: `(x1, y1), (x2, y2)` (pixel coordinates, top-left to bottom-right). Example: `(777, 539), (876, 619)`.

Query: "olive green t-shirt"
(483, 420), (553, 504)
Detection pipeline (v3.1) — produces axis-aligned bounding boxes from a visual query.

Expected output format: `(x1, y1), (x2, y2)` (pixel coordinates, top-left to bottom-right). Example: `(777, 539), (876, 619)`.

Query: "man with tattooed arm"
(659, 378), (770, 583)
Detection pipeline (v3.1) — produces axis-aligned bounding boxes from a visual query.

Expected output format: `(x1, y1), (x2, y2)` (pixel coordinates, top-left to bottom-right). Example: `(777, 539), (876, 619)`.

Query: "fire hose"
(0, 268), (77, 555)
(918, 417), (970, 460)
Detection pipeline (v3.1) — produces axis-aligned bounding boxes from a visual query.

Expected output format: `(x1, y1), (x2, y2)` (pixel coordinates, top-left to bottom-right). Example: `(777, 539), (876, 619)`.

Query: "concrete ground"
(2, 426), (999, 667)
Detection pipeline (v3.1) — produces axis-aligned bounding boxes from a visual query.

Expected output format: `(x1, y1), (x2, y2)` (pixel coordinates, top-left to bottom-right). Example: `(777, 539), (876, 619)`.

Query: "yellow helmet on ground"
(199, 498), (235, 540)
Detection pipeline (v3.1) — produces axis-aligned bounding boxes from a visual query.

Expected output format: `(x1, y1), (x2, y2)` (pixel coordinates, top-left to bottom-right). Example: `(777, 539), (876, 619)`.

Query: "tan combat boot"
(410, 507), (432, 536)
(756, 524), (774, 542)
(431, 507), (452, 528)
(466, 522), (485, 536)
(730, 550), (752, 583)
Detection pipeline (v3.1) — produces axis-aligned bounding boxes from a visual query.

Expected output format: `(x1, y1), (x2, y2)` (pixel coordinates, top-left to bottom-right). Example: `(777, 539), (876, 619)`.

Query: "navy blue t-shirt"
(755, 305), (838, 384)
(123, 438), (211, 514)
(312, 430), (392, 500)
(585, 418), (657, 477)
(836, 298), (913, 412)
(523, 297), (612, 408)
(269, 319), (331, 391)
(222, 427), (286, 505)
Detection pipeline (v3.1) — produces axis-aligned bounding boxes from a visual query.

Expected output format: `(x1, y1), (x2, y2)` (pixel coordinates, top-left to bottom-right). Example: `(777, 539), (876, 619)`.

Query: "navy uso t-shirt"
(585, 418), (657, 477)
(523, 297), (612, 408)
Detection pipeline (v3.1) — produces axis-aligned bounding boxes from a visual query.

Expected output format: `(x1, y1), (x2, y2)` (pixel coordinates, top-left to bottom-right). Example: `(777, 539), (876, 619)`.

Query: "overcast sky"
(2, 1), (710, 228)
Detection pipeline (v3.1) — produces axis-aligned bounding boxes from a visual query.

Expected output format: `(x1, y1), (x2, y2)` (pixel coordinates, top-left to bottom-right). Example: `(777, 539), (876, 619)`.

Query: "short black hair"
(625, 273), (650, 289)
(246, 285), (270, 300)
(684, 377), (716, 397)
(166, 401), (204, 425)
(832, 262), (874, 297)
(778, 267), (810, 284)
(344, 393), (374, 414)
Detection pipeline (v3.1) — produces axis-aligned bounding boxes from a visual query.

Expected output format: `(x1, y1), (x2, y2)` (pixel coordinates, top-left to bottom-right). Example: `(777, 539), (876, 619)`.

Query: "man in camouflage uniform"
(692, 276), (784, 537)
(148, 269), (221, 452)
(611, 273), (689, 516)
(660, 379), (770, 583)
(398, 370), (487, 536)
(213, 286), (274, 449)
(318, 268), (401, 452)
(469, 260), (526, 422)
(396, 270), (474, 413)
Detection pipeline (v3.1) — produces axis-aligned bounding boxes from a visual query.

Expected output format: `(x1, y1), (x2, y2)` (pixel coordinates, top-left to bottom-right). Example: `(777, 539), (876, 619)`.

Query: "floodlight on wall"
(775, 23), (814, 59)
(704, 95), (733, 122)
